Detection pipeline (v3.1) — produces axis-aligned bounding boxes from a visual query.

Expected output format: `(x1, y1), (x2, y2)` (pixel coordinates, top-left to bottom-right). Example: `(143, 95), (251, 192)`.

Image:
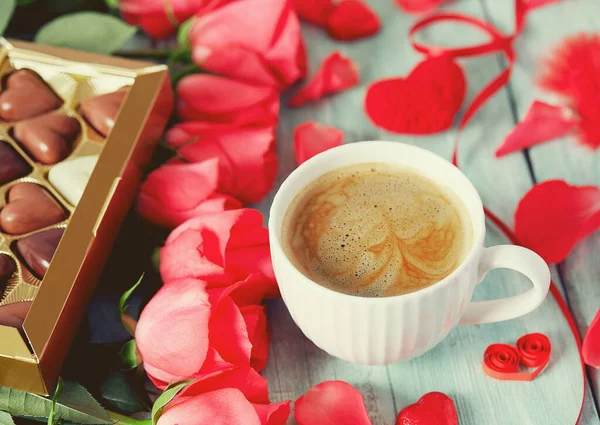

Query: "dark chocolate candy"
(1, 183), (67, 235)
(16, 227), (64, 279)
(0, 142), (31, 185)
(0, 254), (16, 294)
(0, 70), (62, 121)
(0, 301), (31, 328)
(13, 113), (80, 165)
(80, 88), (128, 137)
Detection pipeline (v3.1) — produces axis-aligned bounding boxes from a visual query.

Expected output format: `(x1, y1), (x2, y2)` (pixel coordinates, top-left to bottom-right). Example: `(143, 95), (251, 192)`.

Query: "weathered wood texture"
(256, 0), (600, 424)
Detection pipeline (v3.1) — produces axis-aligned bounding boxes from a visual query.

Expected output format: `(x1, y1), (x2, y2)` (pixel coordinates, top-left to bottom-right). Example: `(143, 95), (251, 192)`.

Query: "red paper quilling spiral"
(516, 333), (552, 368)
(482, 343), (520, 378)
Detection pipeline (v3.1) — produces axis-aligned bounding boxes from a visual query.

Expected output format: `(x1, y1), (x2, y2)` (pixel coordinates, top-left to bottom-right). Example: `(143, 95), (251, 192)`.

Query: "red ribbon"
(410, 1), (585, 423)
(483, 334), (552, 381)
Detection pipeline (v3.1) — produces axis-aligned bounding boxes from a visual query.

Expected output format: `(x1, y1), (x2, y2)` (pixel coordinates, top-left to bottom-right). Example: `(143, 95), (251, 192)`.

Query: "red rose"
(120, 0), (233, 39)
(166, 122), (278, 204)
(156, 367), (290, 425)
(136, 275), (276, 387)
(136, 158), (241, 228)
(185, 0), (306, 88)
(160, 209), (275, 287)
(177, 75), (280, 126)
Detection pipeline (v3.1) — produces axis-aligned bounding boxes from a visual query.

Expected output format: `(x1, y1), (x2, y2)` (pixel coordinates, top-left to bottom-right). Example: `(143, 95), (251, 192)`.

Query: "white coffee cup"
(268, 141), (550, 365)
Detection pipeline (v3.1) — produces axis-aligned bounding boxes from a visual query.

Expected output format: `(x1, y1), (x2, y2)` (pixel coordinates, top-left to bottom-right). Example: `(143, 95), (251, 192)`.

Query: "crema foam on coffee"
(281, 163), (472, 297)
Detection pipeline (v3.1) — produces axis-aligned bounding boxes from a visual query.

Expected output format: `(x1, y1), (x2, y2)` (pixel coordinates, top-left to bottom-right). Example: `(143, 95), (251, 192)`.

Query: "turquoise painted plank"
(479, 0), (600, 419)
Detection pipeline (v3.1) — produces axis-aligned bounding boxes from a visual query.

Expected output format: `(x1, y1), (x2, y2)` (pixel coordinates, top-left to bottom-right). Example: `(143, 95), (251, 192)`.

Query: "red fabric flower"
(166, 122), (278, 205)
(514, 180), (600, 264)
(583, 309), (600, 369)
(294, 122), (343, 165)
(294, 381), (372, 425)
(157, 367), (290, 425)
(185, 0), (306, 88)
(136, 159), (241, 228)
(288, 51), (359, 107)
(538, 33), (600, 149)
(394, 0), (449, 14)
(136, 275), (275, 388)
(326, 0), (380, 41)
(177, 75), (280, 126)
(160, 208), (276, 287)
(495, 101), (577, 157)
(120, 0), (232, 39)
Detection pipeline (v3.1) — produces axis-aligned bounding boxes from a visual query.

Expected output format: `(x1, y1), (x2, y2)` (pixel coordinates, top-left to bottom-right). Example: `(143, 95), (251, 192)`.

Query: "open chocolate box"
(0, 38), (172, 395)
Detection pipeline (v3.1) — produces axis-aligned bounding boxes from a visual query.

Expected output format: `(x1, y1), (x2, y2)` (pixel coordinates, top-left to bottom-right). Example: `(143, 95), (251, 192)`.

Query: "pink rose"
(156, 367), (290, 425)
(166, 122), (278, 204)
(177, 75), (280, 126)
(136, 274), (276, 388)
(184, 0), (306, 88)
(160, 208), (275, 287)
(136, 158), (241, 228)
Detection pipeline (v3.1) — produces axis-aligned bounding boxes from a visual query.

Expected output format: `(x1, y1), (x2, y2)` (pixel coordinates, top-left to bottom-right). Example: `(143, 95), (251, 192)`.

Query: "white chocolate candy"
(48, 155), (99, 207)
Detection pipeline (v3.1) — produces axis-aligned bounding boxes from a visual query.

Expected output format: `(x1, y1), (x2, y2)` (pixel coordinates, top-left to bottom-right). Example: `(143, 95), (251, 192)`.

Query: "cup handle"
(459, 245), (551, 325)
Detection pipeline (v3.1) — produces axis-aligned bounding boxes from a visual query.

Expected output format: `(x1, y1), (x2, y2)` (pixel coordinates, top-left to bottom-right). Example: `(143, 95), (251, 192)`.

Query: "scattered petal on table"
(495, 101), (576, 157)
(583, 309), (600, 369)
(292, 0), (335, 26)
(295, 381), (372, 425)
(396, 392), (459, 425)
(294, 122), (344, 165)
(288, 51), (359, 107)
(394, 0), (448, 14)
(253, 401), (291, 425)
(514, 180), (600, 264)
(326, 0), (380, 41)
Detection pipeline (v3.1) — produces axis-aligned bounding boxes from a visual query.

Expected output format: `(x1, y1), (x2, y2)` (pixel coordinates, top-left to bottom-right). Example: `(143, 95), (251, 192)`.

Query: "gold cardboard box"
(0, 38), (172, 395)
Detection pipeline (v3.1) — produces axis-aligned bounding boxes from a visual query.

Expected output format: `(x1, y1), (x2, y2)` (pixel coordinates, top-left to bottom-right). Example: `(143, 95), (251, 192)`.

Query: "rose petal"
(161, 209), (274, 286)
(166, 122), (278, 205)
(294, 381), (372, 425)
(394, 0), (447, 14)
(514, 180), (600, 264)
(183, 367), (269, 404)
(253, 401), (291, 425)
(365, 55), (466, 134)
(583, 309), (600, 369)
(293, 0), (335, 26)
(177, 74), (279, 126)
(396, 392), (458, 425)
(136, 279), (211, 384)
(241, 305), (270, 371)
(227, 273), (281, 305)
(495, 101), (576, 157)
(158, 388), (261, 425)
(209, 295), (253, 367)
(197, 347), (236, 378)
(288, 52), (359, 107)
(136, 159), (241, 228)
(294, 122), (343, 165)
(326, 0), (380, 41)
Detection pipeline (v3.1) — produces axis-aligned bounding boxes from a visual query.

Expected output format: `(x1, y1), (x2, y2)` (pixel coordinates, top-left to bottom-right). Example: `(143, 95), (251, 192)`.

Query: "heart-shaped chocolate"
(0, 301), (31, 328)
(16, 227), (64, 279)
(13, 113), (80, 165)
(397, 392), (459, 425)
(80, 88), (128, 137)
(0, 254), (16, 294)
(0, 70), (62, 121)
(1, 183), (67, 235)
(365, 55), (466, 134)
(0, 142), (31, 185)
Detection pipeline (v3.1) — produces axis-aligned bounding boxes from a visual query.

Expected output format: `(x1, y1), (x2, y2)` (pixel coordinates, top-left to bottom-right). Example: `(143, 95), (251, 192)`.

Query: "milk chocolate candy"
(13, 113), (80, 165)
(16, 228), (64, 279)
(0, 301), (31, 328)
(0, 142), (31, 185)
(0, 70), (62, 121)
(1, 183), (67, 235)
(80, 88), (128, 137)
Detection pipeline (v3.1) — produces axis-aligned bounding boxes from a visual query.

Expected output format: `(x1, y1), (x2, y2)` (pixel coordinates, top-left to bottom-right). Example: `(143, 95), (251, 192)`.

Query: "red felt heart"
(326, 0), (380, 41)
(365, 55), (466, 134)
(395, 0), (448, 14)
(396, 392), (458, 425)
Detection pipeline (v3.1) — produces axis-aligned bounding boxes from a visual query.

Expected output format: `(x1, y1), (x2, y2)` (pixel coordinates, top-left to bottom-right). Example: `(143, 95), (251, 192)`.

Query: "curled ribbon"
(483, 334), (552, 381)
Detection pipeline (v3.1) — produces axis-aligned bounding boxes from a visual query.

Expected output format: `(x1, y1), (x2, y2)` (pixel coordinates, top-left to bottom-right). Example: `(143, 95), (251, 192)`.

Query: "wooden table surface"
(246, 0), (600, 424)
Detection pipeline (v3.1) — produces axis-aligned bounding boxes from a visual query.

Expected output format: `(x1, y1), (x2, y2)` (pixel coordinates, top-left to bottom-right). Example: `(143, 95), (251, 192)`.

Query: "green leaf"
(99, 372), (146, 415)
(104, 0), (119, 8)
(16, 0), (37, 5)
(0, 381), (111, 424)
(35, 12), (137, 55)
(0, 0), (15, 36)
(151, 381), (191, 425)
(47, 379), (63, 425)
(176, 18), (194, 48)
(119, 275), (143, 336)
(151, 248), (160, 272)
(0, 412), (15, 425)
(120, 340), (142, 369)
